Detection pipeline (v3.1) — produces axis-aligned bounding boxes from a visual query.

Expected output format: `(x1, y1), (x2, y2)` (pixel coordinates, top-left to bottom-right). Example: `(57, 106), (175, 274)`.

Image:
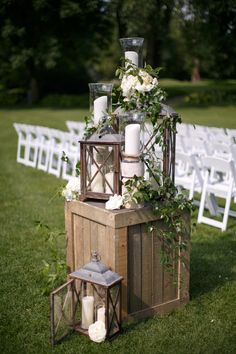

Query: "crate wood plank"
(90, 221), (98, 255)
(65, 203), (74, 274)
(115, 227), (128, 319)
(141, 223), (152, 309)
(97, 223), (107, 266)
(73, 214), (84, 271)
(104, 226), (116, 270)
(82, 218), (91, 264)
(128, 224), (142, 313)
(152, 228), (164, 305)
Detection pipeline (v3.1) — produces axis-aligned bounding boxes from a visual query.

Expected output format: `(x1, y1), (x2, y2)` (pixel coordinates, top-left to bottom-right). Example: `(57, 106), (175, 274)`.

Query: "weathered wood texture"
(65, 200), (190, 322)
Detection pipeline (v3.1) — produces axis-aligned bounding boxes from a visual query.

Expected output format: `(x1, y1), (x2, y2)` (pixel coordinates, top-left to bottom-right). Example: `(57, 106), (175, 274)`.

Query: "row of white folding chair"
(175, 152), (236, 231)
(66, 120), (85, 137)
(13, 124), (82, 180)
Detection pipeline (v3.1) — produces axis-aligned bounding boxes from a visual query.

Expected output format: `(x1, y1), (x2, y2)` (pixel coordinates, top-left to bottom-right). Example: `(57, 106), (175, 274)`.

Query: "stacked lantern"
(79, 37), (177, 202)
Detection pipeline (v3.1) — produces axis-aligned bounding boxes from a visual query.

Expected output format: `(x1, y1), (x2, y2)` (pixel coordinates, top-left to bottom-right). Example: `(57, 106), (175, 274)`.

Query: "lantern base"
(74, 321), (89, 336)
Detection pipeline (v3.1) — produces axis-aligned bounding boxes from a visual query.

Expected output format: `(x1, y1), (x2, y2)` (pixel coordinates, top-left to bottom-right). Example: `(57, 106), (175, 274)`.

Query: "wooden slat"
(90, 221), (98, 254)
(65, 202), (74, 274)
(128, 224), (142, 313)
(115, 227), (128, 320)
(104, 226), (115, 270)
(97, 223), (107, 265)
(141, 223), (152, 309)
(82, 218), (91, 264)
(152, 226), (164, 305)
(73, 214), (84, 270)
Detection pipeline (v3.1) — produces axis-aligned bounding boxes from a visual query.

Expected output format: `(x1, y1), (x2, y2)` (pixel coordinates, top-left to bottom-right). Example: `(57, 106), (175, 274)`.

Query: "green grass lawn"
(0, 104), (236, 354)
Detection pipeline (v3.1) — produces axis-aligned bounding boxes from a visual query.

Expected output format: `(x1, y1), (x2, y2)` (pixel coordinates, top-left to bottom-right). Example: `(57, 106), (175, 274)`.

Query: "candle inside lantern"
(81, 295), (94, 329)
(125, 124), (140, 156)
(97, 306), (105, 324)
(91, 164), (104, 193)
(93, 96), (107, 126)
(125, 51), (138, 66)
(105, 171), (114, 194)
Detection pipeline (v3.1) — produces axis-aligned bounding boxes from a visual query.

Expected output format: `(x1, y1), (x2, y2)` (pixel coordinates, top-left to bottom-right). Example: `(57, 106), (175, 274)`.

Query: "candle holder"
(119, 37), (144, 67)
(118, 111), (145, 158)
(79, 129), (125, 201)
(50, 252), (123, 344)
(89, 83), (113, 127)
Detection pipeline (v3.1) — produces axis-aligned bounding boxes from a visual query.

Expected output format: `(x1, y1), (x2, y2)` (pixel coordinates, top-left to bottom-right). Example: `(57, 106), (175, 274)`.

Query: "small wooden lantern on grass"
(80, 132), (124, 201)
(50, 252), (123, 345)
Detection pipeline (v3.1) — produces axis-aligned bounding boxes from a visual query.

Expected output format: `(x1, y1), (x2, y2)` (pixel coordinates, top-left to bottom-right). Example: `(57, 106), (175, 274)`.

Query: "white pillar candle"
(91, 164), (104, 193)
(97, 306), (105, 324)
(81, 296), (94, 329)
(125, 124), (140, 156)
(94, 96), (107, 126)
(105, 171), (114, 194)
(125, 51), (138, 66)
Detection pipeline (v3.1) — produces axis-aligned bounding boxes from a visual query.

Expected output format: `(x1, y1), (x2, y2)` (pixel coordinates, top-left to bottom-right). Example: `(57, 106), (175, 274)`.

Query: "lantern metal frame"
(79, 134), (124, 201)
(143, 104), (178, 182)
(50, 252), (123, 345)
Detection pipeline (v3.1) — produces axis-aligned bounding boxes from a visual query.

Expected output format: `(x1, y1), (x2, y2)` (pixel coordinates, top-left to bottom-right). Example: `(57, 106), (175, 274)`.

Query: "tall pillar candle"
(97, 306), (105, 324)
(91, 164), (104, 193)
(81, 295), (94, 329)
(125, 124), (140, 156)
(93, 96), (107, 126)
(125, 51), (138, 66)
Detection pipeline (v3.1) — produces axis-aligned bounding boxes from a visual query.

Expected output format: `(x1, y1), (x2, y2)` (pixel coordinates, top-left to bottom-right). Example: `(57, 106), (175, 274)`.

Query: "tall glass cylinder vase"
(119, 37), (144, 67)
(118, 111), (145, 157)
(89, 83), (113, 127)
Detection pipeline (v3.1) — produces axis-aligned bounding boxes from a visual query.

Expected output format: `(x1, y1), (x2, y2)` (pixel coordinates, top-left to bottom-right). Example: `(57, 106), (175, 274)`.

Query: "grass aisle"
(0, 107), (236, 354)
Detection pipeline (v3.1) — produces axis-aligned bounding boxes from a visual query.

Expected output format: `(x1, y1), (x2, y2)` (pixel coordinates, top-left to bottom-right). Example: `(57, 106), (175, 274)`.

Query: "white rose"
(135, 70), (158, 93)
(61, 188), (73, 201)
(121, 74), (139, 98)
(105, 194), (123, 210)
(88, 321), (106, 343)
(66, 177), (80, 193)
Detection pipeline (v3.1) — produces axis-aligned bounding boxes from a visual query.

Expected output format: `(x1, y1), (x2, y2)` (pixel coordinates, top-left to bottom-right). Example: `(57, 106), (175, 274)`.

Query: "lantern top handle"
(91, 251), (101, 262)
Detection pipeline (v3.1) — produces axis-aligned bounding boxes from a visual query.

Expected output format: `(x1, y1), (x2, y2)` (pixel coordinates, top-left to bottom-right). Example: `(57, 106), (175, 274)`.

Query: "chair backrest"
(176, 151), (203, 186)
(66, 120), (85, 136)
(201, 156), (236, 182)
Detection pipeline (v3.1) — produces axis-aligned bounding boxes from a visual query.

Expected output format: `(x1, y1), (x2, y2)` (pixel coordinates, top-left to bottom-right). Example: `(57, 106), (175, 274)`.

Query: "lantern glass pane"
(86, 145), (115, 194)
(50, 280), (79, 345)
(108, 284), (120, 337)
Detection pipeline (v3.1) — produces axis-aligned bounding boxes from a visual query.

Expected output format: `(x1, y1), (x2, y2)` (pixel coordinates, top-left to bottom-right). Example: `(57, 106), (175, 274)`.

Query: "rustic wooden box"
(65, 200), (190, 322)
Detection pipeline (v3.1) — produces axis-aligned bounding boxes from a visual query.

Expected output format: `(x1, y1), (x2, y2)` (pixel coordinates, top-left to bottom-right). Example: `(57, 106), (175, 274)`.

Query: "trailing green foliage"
(34, 221), (67, 296)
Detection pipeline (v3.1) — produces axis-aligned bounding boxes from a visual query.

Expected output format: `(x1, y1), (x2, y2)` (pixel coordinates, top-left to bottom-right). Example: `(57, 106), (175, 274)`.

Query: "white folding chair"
(226, 128), (236, 140)
(66, 120), (85, 137)
(61, 133), (80, 180)
(48, 129), (66, 178)
(13, 123), (40, 167)
(13, 123), (28, 165)
(175, 152), (203, 199)
(197, 156), (236, 231)
(37, 126), (52, 172)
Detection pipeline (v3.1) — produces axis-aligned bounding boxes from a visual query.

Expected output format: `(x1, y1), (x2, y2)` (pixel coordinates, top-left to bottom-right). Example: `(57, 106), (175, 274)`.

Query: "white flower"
(105, 194), (123, 210)
(66, 177), (80, 193)
(121, 74), (139, 99)
(61, 188), (74, 201)
(135, 70), (158, 93)
(88, 320), (106, 343)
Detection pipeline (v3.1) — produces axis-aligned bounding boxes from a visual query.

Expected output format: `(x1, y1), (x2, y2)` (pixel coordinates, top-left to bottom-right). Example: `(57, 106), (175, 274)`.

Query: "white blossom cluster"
(61, 177), (80, 201)
(121, 69), (158, 101)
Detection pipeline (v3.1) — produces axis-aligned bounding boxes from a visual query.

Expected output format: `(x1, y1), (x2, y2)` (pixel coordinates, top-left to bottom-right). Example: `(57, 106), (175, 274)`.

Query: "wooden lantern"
(50, 252), (123, 345)
(80, 133), (124, 201)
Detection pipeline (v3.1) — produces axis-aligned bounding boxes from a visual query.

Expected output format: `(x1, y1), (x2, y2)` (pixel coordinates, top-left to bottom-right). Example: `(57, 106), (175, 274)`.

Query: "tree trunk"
(28, 77), (39, 105)
(191, 58), (201, 82)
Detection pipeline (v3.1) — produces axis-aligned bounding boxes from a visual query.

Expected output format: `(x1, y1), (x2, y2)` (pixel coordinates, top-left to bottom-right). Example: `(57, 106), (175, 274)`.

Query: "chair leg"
(197, 173), (208, 224)
(221, 181), (234, 231)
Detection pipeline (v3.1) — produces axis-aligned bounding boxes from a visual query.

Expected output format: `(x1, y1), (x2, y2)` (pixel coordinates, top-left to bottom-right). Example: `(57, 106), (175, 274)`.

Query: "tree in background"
(0, 0), (114, 103)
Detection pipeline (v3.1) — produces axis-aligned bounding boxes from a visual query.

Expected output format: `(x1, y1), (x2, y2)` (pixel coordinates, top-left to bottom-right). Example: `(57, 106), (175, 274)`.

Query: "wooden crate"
(65, 200), (190, 322)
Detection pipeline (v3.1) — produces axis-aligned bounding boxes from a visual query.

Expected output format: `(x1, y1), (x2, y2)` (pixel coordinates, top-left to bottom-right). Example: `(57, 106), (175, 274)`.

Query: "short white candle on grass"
(91, 164), (104, 193)
(81, 296), (94, 329)
(97, 306), (105, 324)
(125, 51), (138, 66)
(125, 124), (141, 156)
(93, 96), (107, 126)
